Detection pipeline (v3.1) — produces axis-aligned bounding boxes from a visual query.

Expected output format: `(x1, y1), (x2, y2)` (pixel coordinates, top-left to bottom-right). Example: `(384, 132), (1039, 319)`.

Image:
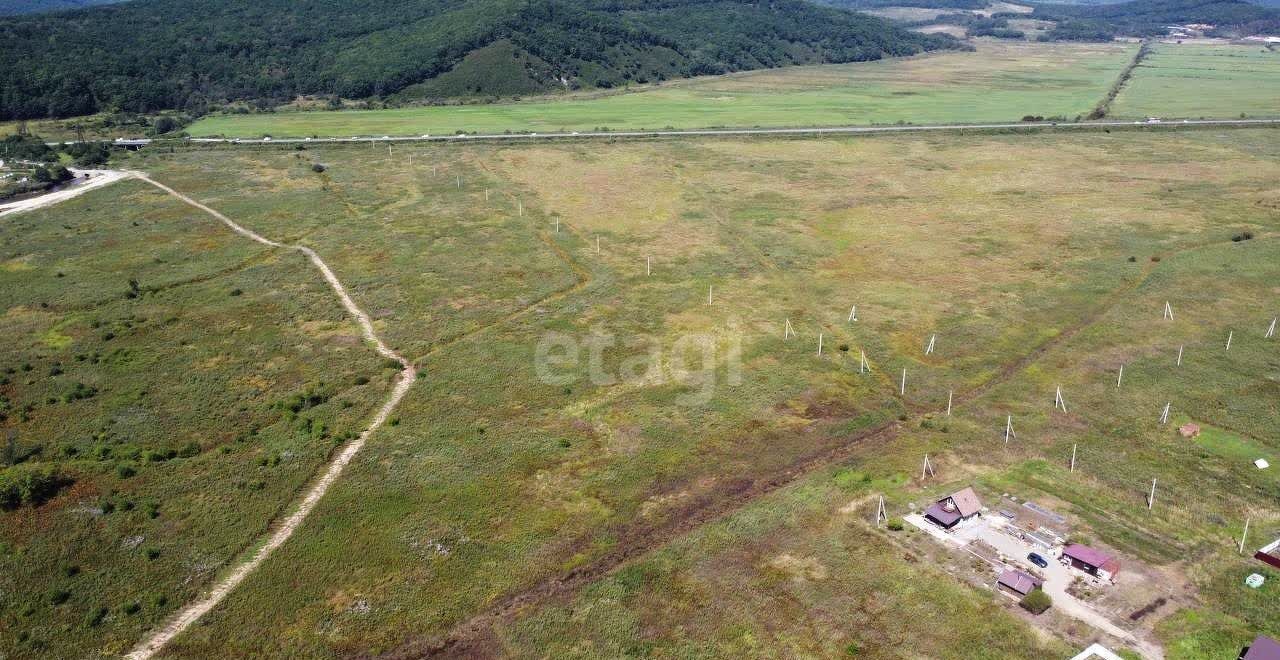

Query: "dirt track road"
(4, 168), (417, 659)
(122, 173), (416, 658)
(0, 169), (130, 218)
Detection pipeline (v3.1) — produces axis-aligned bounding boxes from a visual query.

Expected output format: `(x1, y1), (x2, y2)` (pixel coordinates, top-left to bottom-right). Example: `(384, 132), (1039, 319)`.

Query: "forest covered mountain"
(0, 0), (957, 120)
(0, 0), (123, 16)
(1031, 0), (1280, 39)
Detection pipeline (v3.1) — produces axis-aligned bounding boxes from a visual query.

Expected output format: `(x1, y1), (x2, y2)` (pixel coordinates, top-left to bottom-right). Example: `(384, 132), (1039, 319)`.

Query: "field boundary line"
(124, 173), (417, 660)
(1089, 40), (1151, 120)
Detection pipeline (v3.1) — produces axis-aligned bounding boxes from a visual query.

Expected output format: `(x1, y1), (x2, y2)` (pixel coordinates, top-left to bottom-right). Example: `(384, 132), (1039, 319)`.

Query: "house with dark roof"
(924, 486), (983, 530)
(996, 568), (1042, 598)
(1255, 537), (1280, 570)
(1240, 634), (1280, 660)
(1062, 544), (1121, 582)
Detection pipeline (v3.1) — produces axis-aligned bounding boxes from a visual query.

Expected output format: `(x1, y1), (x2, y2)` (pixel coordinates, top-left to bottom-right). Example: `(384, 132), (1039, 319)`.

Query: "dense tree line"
(0, 0), (957, 120)
(819, 0), (985, 10)
(0, 0), (123, 17)
(1032, 0), (1279, 39)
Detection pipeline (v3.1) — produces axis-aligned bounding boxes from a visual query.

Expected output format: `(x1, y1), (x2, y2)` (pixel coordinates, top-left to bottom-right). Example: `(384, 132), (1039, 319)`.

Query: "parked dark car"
(1028, 552), (1049, 568)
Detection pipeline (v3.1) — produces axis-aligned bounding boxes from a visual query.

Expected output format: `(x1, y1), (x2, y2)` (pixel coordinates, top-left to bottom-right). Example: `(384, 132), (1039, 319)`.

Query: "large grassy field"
(1110, 43), (1280, 120)
(0, 181), (394, 656)
(0, 127), (1265, 658)
(186, 41), (1135, 138)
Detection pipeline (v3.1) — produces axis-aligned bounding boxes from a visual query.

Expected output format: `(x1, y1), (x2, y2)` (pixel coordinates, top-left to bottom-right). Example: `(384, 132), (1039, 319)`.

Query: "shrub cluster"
(0, 464), (73, 510)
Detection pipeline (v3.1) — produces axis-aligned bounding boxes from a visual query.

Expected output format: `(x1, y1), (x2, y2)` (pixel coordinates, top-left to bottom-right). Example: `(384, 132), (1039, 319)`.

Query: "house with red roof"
(1240, 634), (1280, 660)
(924, 486), (983, 530)
(1062, 543), (1121, 583)
(996, 568), (1042, 598)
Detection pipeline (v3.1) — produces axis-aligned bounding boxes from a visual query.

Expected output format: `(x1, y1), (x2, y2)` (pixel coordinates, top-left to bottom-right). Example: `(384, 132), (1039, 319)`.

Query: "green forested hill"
(0, 0), (124, 16)
(0, 0), (956, 120)
(1032, 0), (1280, 38)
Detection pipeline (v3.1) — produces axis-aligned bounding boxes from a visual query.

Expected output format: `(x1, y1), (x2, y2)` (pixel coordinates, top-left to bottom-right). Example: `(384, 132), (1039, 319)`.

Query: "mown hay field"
(1110, 43), (1280, 120)
(186, 41), (1136, 138)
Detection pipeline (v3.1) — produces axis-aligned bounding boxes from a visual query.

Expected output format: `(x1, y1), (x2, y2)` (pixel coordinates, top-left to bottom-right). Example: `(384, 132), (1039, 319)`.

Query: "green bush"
(1020, 588), (1052, 614)
(0, 464), (73, 510)
(85, 607), (108, 627)
(887, 517), (905, 531)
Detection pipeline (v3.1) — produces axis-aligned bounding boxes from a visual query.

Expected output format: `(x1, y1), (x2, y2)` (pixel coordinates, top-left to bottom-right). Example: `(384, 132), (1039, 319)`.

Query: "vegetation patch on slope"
(0, 0), (956, 120)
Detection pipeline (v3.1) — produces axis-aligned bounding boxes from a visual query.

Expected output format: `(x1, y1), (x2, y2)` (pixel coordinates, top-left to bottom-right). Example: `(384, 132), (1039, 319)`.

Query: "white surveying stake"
(817, 333), (824, 357)
(859, 350), (868, 374)
(784, 318), (795, 340)
(1159, 402), (1171, 424)
(646, 256), (651, 276)
(946, 390), (953, 416)
(1054, 385), (1068, 413)
(875, 495), (888, 527)
(925, 334), (936, 355)
(1005, 415), (1015, 444)
(848, 305), (858, 323)
(900, 368), (907, 396)
(1267, 318), (1277, 339)
(1070, 443), (1078, 472)
(1226, 330), (1233, 351)
(1177, 345), (1184, 366)
(1163, 301), (1174, 320)
(1147, 477), (1157, 510)
(1117, 364), (1124, 388)
(921, 453), (935, 480)
(1240, 516), (1251, 554)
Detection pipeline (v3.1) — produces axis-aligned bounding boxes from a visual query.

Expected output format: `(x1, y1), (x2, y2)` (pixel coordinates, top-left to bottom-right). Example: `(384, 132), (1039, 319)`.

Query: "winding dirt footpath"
(119, 173), (417, 659)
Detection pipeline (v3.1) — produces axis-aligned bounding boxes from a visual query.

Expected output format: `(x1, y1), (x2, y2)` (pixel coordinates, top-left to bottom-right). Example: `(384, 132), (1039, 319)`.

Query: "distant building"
(1240, 634), (1280, 660)
(1062, 544), (1121, 582)
(1070, 643), (1125, 660)
(924, 486), (983, 530)
(1256, 537), (1280, 570)
(997, 568), (1042, 597)
(1178, 423), (1201, 438)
